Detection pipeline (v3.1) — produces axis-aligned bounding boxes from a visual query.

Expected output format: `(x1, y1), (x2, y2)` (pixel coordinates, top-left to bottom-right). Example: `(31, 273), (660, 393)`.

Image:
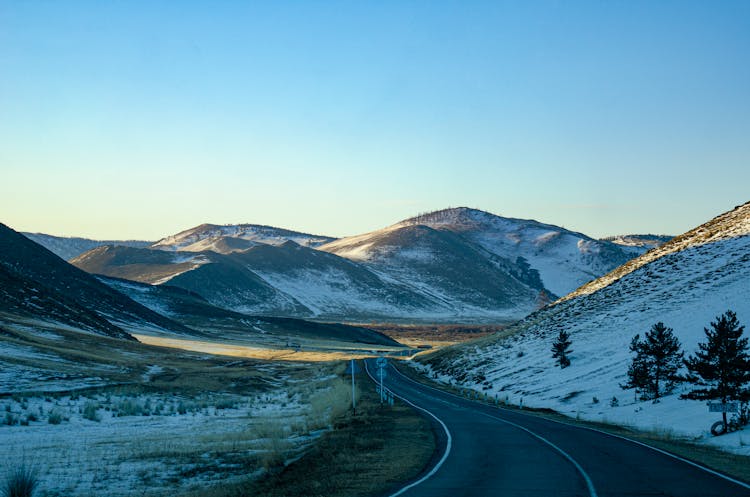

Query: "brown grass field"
(358, 323), (501, 350)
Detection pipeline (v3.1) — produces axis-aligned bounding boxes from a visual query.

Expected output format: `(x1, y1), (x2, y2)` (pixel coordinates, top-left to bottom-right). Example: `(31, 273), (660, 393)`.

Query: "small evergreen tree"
(621, 334), (650, 400)
(621, 322), (683, 401)
(681, 311), (750, 427)
(551, 330), (572, 368)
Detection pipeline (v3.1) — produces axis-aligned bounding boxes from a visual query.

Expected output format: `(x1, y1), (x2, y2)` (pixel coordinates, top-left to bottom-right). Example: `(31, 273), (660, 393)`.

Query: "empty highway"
(365, 359), (750, 497)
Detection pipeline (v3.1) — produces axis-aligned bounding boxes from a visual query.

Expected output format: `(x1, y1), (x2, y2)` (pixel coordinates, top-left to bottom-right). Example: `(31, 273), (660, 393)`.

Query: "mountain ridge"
(69, 207), (642, 322)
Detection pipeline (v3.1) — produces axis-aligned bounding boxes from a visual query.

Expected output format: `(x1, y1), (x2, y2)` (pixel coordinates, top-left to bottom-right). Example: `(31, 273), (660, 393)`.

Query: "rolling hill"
(602, 234), (673, 256)
(69, 208), (645, 322)
(0, 224), (192, 338)
(22, 232), (153, 260)
(326, 207), (633, 297)
(100, 276), (401, 347)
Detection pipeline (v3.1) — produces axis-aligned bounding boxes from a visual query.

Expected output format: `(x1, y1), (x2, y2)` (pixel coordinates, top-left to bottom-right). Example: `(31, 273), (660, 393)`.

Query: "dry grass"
(134, 334), (388, 362)
(360, 323), (501, 350)
(183, 371), (436, 497)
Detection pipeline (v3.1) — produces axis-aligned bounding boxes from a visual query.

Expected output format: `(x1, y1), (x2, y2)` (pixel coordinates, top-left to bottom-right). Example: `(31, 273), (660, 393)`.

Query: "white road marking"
(364, 360), (453, 497)
(580, 425), (750, 490)
(392, 363), (750, 492)
(389, 364), (598, 497)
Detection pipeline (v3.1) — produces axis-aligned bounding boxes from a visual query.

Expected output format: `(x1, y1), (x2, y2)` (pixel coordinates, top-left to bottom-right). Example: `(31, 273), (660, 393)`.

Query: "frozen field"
(0, 317), (353, 496)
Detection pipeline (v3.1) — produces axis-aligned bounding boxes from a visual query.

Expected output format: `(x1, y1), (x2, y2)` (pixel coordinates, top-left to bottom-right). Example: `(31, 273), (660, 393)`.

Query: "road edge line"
(388, 363), (597, 497)
(364, 360), (453, 497)
(393, 362), (750, 491)
(473, 409), (598, 497)
(579, 425), (750, 490)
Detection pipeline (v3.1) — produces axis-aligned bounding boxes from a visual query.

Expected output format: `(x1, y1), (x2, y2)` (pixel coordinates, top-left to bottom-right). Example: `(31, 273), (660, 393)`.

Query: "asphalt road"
(365, 359), (750, 497)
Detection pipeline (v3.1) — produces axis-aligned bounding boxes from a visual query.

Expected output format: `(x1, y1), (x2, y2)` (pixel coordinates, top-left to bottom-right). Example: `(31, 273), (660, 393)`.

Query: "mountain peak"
(399, 207), (493, 227)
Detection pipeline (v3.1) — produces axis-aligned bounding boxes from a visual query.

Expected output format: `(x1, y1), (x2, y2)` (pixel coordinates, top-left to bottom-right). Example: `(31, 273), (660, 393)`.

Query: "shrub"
(82, 402), (101, 422)
(3, 465), (38, 497)
(47, 410), (63, 425)
(3, 413), (16, 426)
(115, 399), (143, 417)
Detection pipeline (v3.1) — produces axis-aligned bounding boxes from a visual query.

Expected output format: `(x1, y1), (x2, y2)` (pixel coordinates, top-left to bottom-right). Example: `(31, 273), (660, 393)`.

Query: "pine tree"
(682, 311), (750, 426)
(551, 330), (572, 369)
(621, 323), (683, 401)
(621, 334), (650, 400)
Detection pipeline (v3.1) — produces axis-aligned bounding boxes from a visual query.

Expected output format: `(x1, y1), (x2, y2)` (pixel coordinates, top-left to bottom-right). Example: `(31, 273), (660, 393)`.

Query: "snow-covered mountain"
(601, 234), (673, 256)
(71, 245), (311, 316)
(151, 223), (335, 253)
(69, 208), (643, 322)
(99, 275), (402, 347)
(419, 201), (750, 454)
(22, 233), (153, 261)
(72, 240), (534, 321)
(322, 207), (634, 297)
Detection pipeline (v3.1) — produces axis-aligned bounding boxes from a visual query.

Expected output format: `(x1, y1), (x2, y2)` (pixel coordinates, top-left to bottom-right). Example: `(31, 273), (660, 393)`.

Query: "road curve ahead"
(365, 359), (750, 497)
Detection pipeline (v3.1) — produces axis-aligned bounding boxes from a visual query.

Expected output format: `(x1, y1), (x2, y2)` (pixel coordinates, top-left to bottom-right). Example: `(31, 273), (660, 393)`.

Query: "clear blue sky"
(1, 1), (749, 240)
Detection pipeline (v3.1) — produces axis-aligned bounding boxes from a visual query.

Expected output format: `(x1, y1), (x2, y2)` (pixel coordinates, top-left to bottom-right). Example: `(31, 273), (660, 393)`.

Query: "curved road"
(365, 359), (750, 497)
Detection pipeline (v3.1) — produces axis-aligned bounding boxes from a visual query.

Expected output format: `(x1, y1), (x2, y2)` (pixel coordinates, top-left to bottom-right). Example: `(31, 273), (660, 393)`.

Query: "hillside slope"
(72, 245), (311, 316)
(419, 201), (750, 453)
(323, 207), (633, 298)
(101, 276), (401, 347)
(70, 208), (642, 322)
(22, 232), (152, 260)
(322, 223), (544, 318)
(0, 224), (192, 338)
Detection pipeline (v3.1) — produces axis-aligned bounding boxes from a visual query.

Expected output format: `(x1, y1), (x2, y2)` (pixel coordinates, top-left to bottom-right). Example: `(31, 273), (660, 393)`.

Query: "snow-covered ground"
(418, 202), (750, 456)
(0, 386), (342, 496)
(0, 317), (354, 496)
(0, 376), (351, 496)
